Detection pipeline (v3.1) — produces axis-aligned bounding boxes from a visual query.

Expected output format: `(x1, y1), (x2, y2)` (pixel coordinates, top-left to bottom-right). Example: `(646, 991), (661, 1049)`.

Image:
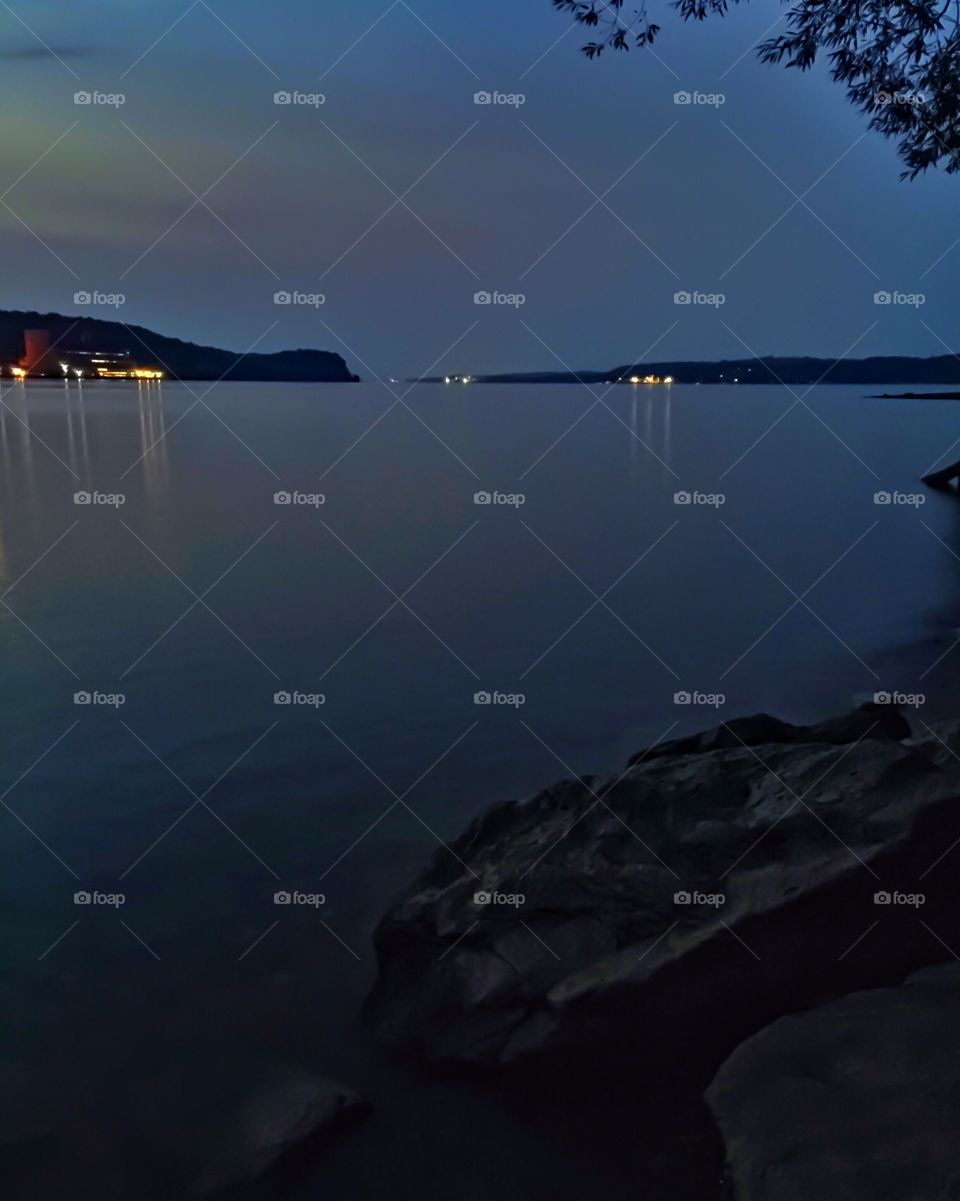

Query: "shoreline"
(869, 390), (960, 400)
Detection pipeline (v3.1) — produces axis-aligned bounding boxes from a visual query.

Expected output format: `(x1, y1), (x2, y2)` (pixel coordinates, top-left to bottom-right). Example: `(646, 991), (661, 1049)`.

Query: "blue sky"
(1, 0), (957, 376)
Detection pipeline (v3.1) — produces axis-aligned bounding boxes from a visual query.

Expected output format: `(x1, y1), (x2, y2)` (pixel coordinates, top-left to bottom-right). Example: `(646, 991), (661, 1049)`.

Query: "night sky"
(1, 0), (957, 378)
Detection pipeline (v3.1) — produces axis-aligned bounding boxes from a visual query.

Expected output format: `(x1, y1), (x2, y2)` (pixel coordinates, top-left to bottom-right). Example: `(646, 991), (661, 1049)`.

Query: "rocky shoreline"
(365, 703), (960, 1198)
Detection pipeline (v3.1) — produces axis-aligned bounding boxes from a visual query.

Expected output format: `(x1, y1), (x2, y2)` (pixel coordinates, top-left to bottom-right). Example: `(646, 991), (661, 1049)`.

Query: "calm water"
(3, 379), (960, 1198)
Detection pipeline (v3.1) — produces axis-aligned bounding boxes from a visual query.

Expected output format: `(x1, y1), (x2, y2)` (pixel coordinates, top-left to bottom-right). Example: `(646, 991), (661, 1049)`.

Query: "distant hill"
(441, 355), (960, 386)
(0, 310), (358, 382)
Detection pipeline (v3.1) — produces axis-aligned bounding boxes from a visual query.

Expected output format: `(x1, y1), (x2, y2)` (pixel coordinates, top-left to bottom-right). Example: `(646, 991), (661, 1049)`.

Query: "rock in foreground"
(706, 963), (960, 1201)
(367, 709), (960, 1072)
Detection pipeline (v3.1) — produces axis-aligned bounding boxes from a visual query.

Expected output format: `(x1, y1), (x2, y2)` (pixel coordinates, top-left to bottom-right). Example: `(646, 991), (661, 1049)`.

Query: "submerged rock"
(202, 1071), (370, 1193)
(367, 710), (960, 1072)
(243, 1074), (369, 1175)
(706, 963), (960, 1201)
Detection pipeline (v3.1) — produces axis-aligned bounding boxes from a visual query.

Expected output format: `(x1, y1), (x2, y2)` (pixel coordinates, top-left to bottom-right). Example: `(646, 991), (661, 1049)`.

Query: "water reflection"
(137, 380), (168, 496)
(627, 385), (672, 474)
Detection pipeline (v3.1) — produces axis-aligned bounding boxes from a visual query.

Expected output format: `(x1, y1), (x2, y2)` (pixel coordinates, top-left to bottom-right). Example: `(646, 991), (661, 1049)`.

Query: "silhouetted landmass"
(431, 355), (960, 386)
(871, 391), (960, 400)
(0, 310), (358, 381)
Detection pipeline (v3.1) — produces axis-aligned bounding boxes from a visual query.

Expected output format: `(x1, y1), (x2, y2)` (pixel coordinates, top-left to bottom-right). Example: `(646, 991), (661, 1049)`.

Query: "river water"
(2, 378), (959, 1198)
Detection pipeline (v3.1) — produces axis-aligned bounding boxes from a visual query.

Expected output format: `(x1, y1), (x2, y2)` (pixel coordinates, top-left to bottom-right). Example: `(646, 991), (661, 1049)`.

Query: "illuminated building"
(8, 338), (164, 380)
(97, 367), (164, 380)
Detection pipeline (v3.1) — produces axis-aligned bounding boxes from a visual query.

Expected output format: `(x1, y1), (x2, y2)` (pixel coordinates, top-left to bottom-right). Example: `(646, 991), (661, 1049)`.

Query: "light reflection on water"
(1, 379), (960, 1198)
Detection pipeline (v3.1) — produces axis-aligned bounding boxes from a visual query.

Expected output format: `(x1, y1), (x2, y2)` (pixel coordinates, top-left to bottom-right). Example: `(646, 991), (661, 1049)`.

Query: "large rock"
(631, 702), (910, 764)
(366, 711), (960, 1072)
(706, 963), (960, 1201)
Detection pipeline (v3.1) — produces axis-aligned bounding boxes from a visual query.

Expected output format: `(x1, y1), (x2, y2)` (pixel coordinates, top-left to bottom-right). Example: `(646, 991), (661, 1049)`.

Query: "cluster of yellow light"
(628, 374), (675, 386)
(5, 364), (164, 380)
(96, 368), (164, 380)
